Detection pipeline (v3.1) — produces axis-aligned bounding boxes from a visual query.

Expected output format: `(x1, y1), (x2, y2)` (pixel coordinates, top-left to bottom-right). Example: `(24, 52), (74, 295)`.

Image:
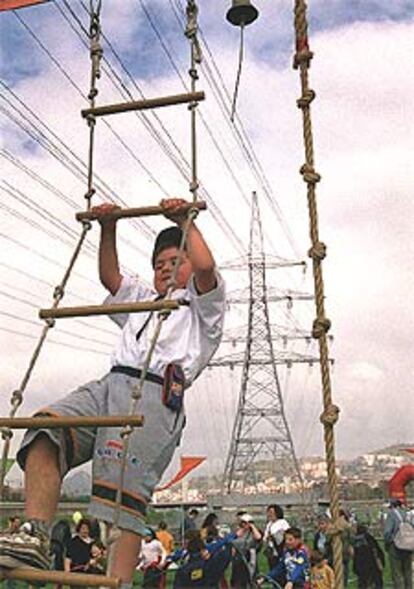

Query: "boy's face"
(284, 533), (301, 550)
(153, 246), (192, 295)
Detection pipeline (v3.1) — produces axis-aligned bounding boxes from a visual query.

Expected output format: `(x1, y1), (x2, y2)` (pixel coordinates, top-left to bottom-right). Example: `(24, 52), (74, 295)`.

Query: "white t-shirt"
(105, 272), (225, 386)
(264, 518), (290, 546)
(138, 538), (166, 568)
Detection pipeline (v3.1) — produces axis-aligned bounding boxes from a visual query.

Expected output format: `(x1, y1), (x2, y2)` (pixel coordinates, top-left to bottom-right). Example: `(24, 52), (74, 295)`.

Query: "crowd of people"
(3, 498), (414, 588)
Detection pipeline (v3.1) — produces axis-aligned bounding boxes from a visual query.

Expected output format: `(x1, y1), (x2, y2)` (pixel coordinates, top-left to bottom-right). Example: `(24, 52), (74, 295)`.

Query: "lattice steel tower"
(220, 193), (304, 493)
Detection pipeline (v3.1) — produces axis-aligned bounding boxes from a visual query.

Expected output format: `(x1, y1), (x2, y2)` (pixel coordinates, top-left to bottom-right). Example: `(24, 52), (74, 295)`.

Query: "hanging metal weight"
(226, 0), (259, 27)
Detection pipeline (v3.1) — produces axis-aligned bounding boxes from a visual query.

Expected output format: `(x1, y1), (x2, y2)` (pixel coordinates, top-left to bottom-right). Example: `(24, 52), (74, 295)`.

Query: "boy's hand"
(90, 202), (121, 225)
(284, 583), (293, 589)
(160, 198), (191, 226)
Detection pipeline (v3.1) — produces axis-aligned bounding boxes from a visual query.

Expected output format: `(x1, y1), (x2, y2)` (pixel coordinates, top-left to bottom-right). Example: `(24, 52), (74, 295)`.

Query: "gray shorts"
(17, 371), (185, 535)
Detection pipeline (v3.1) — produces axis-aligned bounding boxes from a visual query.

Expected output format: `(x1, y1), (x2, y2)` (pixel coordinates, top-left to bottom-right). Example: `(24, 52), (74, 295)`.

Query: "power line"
(0, 326), (107, 357)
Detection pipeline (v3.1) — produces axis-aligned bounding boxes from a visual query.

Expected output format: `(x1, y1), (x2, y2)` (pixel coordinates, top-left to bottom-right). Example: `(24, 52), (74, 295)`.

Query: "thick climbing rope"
(0, 0), (103, 500)
(108, 0), (202, 551)
(293, 2), (344, 587)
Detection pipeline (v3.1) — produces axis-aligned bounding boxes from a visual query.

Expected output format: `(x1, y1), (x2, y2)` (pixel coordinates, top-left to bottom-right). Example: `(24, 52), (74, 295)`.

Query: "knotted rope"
(0, 2), (103, 500)
(293, 2), (344, 586)
(108, 0), (203, 555)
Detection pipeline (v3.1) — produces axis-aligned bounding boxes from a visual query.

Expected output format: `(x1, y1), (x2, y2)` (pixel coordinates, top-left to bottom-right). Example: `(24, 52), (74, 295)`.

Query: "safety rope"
(293, 2), (343, 587)
(0, 2), (103, 500)
(108, 0), (202, 553)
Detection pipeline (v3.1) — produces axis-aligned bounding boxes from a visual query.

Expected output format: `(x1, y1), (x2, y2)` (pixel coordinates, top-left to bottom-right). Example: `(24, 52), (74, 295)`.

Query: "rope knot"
(187, 206), (199, 222)
(53, 285), (64, 300)
(308, 241), (326, 261)
(86, 113), (96, 127)
(296, 89), (316, 109)
(1, 427), (13, 441)
(320, 404), (340, 426)
(88, 88), (98, 101)
(11, 390), (23, 408)
(84, 188), (96, 200)
(45, 317), (56, 328)
(82, 220), (92, 231)
(300, 164), (321, 185)
(312, 317), (331, 339)
(293, 48), (313, 70)
(120, 425), (133, 439)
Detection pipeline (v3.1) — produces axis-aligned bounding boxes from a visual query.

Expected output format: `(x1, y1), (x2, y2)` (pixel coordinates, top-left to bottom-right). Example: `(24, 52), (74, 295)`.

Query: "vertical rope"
(0, 2), (104, 503)
(293, 2), (344, 587)
(185, 0), (201, 204)
(108, 0), (203, 554)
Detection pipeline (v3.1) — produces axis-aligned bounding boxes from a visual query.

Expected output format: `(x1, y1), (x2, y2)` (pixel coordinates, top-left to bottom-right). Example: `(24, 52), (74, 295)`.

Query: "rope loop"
(120, 425), (133, 439)
(1, 428), (13, 442)
(10, 389), (23, 410)
(88, 88), (98, 101)
(53, 285), (64, 300)
(297, 89), (316, 109)
(320, 404), (340, 427)
(300, 163), (321, 185)
(84, 188), (96, 200)
(293, 48), (313, 69)
(45, 317), (56, 328)
(86, 113), (96, 127)
(312, 317), (331, 339)
(187, 206), (200, 222)
(82, 220), (93, 231)
(188, 67), (199, 82)
(308, 241), (326, 261)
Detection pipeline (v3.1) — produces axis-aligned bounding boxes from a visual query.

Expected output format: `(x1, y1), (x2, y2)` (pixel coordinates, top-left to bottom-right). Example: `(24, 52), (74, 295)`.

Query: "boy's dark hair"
(158, 521), (168, 530)
(76, 518), (91, 533)
(152, 226), (184, 268)
(186, 532), (206, 554)
(92, 540), (105, 551)
(285, 526), (302, 539)
(188, 508), (199, 517)
(267, 504), (284, 519)
(310, 550), (324, 566)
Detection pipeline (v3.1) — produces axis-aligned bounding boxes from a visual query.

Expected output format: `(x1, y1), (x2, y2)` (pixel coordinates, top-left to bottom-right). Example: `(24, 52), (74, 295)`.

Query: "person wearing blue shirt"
(259, 527), (309, 589)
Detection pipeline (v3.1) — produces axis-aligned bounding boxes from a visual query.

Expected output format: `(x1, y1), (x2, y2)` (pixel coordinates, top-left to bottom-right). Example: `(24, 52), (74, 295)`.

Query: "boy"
(310, 550), (334, 589)
(259, 527), (310, 589)
(0, 198), (225, 589)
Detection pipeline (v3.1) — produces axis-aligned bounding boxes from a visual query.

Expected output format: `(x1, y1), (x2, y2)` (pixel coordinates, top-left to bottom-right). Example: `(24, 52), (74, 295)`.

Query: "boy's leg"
(110, 530), (141, 583)
(25, 433), (61, 523)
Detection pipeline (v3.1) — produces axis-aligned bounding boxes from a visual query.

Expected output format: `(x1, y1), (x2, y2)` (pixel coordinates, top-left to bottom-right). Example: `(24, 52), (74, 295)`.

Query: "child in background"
(259, 527), (310, 589)
(85, 540), (106, 575)
(310, 550), (334, 589)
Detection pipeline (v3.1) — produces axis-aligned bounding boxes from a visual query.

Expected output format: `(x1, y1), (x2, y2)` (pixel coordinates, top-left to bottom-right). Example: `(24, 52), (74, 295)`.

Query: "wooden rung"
(39, 299), (182, 320)
(0, 567), (120, 587)
(81, 91), (205, 118)
(0, 415), (144, 429)
(76, 200), (207, 223)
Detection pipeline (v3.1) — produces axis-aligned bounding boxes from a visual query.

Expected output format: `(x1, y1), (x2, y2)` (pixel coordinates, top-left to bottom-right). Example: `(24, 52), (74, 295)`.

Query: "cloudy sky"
(1, 0), (413, 484)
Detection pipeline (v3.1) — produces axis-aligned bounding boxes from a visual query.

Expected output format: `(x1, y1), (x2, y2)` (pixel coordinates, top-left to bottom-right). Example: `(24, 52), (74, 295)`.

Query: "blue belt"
(110, 365), (163, 385)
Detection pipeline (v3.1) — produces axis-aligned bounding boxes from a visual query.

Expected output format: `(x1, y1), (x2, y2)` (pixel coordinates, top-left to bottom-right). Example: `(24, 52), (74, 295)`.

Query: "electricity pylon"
(218, 193), (308, 493)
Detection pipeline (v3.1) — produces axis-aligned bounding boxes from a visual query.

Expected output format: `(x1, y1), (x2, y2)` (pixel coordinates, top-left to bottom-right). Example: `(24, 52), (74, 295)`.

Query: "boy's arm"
(92, 203), (123, 295)
(160, 198), (217, 294)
